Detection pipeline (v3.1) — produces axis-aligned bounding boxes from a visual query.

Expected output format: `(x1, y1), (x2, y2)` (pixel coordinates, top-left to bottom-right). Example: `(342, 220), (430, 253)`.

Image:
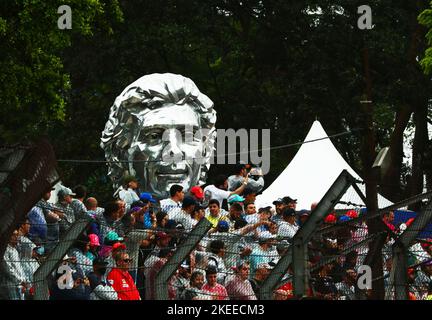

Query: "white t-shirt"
(160, 198), (182, 220)
(174, 210), (195, 232)
(278, 221), (299, 239)
(204, 185), (231, 207)
(245, 214), (259, 225)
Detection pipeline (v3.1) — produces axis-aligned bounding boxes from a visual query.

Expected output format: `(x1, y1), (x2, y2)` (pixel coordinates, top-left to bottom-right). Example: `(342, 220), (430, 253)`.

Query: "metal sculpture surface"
(101, 73), (217, 199)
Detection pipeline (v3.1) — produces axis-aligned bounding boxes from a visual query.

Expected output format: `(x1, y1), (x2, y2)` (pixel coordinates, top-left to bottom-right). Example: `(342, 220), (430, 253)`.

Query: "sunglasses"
(122, 258), (132, 263)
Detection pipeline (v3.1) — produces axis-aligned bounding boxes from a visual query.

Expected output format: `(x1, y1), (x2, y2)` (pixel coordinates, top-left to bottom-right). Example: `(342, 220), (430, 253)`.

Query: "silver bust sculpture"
(100, 73), (217, 199)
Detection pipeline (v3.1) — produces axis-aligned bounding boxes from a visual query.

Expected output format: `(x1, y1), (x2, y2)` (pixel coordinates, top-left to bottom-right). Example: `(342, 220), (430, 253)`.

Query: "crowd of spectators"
(0, 163), (431, 300)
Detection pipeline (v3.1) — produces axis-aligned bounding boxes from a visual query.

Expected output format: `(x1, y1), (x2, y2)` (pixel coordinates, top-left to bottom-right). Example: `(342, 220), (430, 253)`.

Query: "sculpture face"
(100, 73), (216, 199)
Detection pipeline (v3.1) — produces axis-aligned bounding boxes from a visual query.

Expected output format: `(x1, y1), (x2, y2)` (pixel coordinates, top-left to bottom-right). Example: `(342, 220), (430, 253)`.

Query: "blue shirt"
(28, 206), (47, 242)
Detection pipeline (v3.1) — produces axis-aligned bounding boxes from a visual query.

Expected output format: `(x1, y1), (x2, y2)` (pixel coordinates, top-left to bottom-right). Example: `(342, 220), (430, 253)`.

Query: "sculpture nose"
(162, 129), (184, 165)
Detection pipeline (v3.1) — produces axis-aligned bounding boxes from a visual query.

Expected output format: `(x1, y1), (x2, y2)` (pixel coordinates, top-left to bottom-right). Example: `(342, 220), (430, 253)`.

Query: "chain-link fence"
(1, 171), (431, 300)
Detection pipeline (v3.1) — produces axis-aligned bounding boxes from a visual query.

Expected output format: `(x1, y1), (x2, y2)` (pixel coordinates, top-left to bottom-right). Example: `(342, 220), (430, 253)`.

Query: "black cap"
(282, 196), (297, 204)
(273, 198), (283, 205)
(93, 257), (109, 266)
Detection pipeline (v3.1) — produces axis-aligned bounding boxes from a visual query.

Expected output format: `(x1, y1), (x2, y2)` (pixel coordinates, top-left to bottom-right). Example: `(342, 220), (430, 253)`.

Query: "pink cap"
(89, 234), (100, 246)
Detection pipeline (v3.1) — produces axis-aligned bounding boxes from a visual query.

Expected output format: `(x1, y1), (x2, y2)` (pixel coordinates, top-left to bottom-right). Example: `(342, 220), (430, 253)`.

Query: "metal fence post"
(33, 216), (91, 300)
(261, 170), (355, 300)
(155, 219), (212, 300)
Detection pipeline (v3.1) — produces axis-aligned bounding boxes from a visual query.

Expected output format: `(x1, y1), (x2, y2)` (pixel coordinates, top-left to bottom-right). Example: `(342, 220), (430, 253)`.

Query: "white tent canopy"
(255, 121), (393, 210)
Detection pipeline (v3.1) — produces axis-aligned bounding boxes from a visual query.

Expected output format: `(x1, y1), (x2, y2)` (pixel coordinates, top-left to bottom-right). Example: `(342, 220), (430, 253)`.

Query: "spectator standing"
(17, 220), (40, 285)
(69, 234), (93, 276)
(250, 263), (272, 297)
(205, 199), (228, 228)
(278, 208), (299, 241)
(107, 251), (141, 300)
(181, 271), (207, 300)
(55, 186), (76, 235)
(160, 184), (184, 220)
(173, 196), (197, 232)
(0, 230), (28, 300)
(204, 174), (248, 211)
(228, 163), (264, 194)
(70, 185), (90, 219)
(336, 269), (357, 300)
(118, 175), (140, 211)
(88, 257), (118, 300)
(202, 267), (229, 300)
(249, 232), (277, 278)
(225, 262), (257, 300)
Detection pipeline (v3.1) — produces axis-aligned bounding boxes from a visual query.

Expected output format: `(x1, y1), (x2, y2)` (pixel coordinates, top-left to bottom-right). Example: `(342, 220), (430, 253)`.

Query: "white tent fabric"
(255, 121), (393, 210)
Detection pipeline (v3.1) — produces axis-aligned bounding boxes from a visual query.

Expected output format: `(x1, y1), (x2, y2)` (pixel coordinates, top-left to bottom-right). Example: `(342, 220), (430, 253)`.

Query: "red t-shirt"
(107, 268), (141, 300)
(202, 283), (229, 300)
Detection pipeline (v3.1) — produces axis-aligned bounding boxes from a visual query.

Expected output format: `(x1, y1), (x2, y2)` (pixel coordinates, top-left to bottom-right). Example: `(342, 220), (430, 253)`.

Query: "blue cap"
(140, 192), (157, 203)
(217, 220), (230, 232)
(339, 215), (351, 222)
(228, 194), (245, 204)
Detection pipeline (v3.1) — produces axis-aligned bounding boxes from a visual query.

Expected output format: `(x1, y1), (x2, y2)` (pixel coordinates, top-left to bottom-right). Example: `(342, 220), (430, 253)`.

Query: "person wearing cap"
(160, 184), (185, 220)
(228, 163), (264, 194)
(172, 196), (197, 232)
(249, 231), (277, 278)
(171, 262), (192, 299)
(189, 185), (205, 204)
(204, 174), (249, 212)
(225, 261), (257, 300)
(88, 257), (118, 300)
(107, 251), (141, 300)
(56, 186), (76, 235)
(250, 263), (272, 297)
(70, 185), (91, 220)
(86, 234), (101, 261)
(298, 210), (310, 227)
(272, 196), (297, 226)
(227, 194), (245, 207)
(202, 267), (229, 300)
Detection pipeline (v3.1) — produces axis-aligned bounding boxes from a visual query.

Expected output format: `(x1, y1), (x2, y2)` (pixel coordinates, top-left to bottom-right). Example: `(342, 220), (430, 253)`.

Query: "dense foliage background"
(1, 0), (432, 204)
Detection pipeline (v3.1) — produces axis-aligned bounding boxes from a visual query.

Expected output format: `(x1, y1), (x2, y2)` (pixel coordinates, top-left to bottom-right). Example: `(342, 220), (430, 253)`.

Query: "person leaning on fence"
(181, 271), (207, 300)
(202, 266), (229, 300)
(249, 263), (272, 297)
(0, 229), (28, 300)
(170, 262), (192, 299)
(225, 261), (257, 300)
(17, 219), (40, 287)
(55, 186), (76, 235)
(88, 257), (118, 300)
(173, 196), (197, 232)
(107, 250), (141, 300)
(335, 269), (357, 300)
(277, 208), (299, 241)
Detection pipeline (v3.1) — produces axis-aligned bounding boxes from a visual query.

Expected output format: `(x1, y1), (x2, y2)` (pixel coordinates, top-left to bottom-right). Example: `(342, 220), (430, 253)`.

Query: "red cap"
(157, 231), (171, 241)
(346, 210), (358, 219)
(324, 214), (337, 224)
(112, 242), (126, 251)
(190, 186), (204, 200)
